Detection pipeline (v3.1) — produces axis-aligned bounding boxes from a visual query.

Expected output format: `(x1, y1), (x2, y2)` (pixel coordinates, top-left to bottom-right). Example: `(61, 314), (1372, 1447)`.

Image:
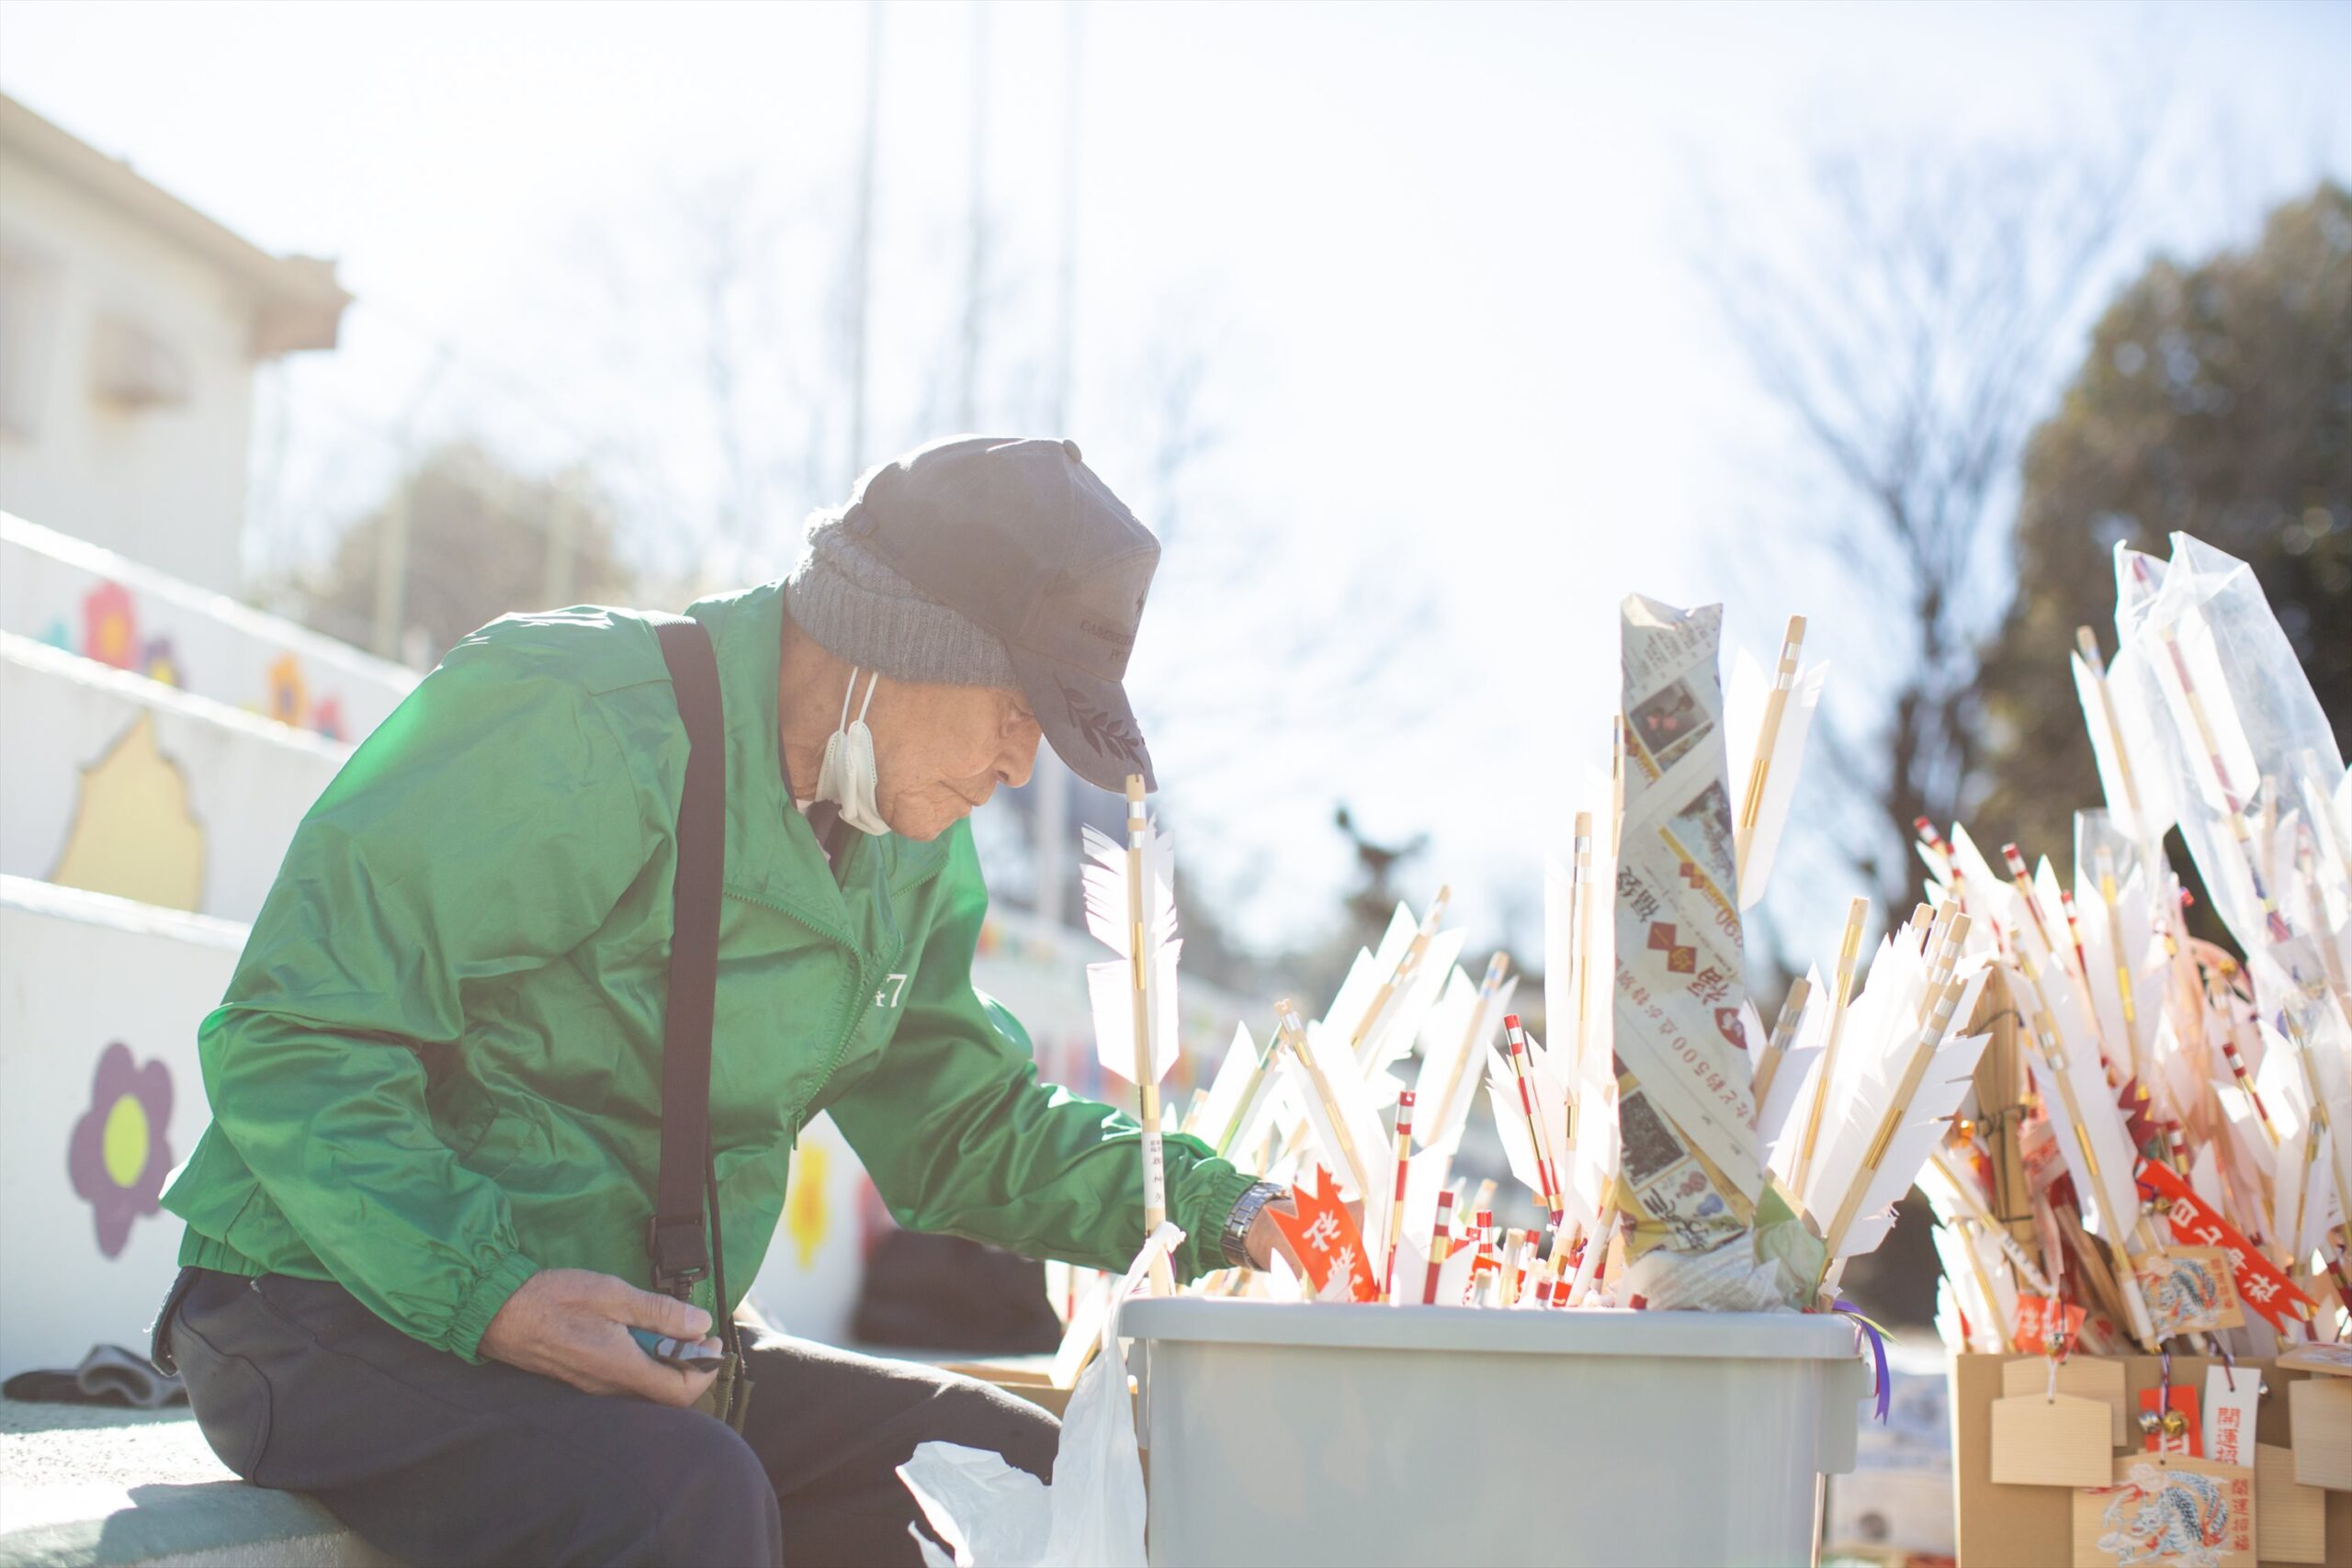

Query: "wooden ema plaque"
(2071, 1454), (2255, 1568)
(1993, 1392), (2116, 1489)
(2004, 1355), (2130, 1447)
(2256, 1443), (2328, 1565)
(1951, 1353), (2351, 1565)
(2288, 1379), (2352, 1492)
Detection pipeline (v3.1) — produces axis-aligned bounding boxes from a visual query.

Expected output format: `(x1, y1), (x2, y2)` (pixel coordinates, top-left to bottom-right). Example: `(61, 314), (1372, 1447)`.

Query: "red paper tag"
(2012, 1294), (2086, 1355)
(2138, 1385), (2200, 1456)
(1269, 1166), (1380, 1302)
(2137, 1159), (2317, 1332)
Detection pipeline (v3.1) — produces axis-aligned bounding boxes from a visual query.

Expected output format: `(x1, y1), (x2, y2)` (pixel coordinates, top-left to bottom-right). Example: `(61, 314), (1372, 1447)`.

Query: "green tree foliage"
(1977, 184), (2352, 873)
(304, 441), (642, 662)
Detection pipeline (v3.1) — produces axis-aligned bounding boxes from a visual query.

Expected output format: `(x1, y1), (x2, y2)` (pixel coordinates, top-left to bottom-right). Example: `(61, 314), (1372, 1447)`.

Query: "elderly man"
(154, 437), (1294, 1566)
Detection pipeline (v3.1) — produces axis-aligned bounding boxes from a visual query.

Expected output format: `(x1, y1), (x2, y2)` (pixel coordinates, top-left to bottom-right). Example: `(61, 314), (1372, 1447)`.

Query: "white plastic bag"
(898, 1224), (1181, 1568)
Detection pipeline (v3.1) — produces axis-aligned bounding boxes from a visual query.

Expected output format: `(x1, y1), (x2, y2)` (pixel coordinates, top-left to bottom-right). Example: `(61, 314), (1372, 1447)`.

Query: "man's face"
(866, 678), (1043, 841)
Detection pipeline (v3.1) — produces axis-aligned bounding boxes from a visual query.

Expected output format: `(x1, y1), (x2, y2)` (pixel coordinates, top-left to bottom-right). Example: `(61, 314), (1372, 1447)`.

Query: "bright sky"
(4, 0), (2347, 965)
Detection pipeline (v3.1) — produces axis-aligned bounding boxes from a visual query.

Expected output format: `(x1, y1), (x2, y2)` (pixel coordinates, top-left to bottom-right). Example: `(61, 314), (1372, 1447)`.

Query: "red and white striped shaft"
(1382, 1090), (1417, 1302)
(1500, 1227), (1528, 1305)
(1470, 1214), (1498, 1307)
(2001, 842), (2064, 967)
(2058, 887), (2094, 991)
(1502, 1015), (1565, 1221)
(1421, 1189), (1454, 1306)
(2218, 1037), (2274, 1127)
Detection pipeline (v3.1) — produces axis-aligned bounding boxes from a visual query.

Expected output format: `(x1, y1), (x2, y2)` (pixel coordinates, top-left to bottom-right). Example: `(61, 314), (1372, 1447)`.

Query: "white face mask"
(815, 669), (892, 836)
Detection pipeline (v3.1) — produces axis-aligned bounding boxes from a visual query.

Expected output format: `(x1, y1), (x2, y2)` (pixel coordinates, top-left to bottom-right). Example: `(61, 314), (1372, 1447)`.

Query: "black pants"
(157, 1269), (1059, 1567)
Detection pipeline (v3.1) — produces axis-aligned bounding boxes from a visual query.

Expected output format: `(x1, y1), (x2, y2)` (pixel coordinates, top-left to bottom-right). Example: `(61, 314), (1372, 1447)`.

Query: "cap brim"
(1010, 646), (1156, 794)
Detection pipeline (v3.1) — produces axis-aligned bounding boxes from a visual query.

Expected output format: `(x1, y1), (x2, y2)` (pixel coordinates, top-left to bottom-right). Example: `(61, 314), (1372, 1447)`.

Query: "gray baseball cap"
(836, 434), (1159, 793)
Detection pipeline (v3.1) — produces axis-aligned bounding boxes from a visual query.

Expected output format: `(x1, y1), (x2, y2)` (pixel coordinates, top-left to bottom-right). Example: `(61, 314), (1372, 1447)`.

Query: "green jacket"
(164, 581), (1253, 1359)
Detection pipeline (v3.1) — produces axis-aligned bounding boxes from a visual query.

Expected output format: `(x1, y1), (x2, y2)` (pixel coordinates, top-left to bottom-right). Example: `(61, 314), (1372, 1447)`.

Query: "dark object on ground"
(853, 1232), (1062, 1354)
(4, 1343), (186, 1407)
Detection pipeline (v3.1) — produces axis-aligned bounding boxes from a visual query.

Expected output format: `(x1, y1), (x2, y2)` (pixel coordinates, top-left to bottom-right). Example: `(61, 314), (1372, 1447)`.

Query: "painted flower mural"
(266, 651), (309, 728)
(67, 1043), (175, 1258)
(142, 635), (183, 689)
(82, 581), (139, 670)
(786, 1138), (831, 1269)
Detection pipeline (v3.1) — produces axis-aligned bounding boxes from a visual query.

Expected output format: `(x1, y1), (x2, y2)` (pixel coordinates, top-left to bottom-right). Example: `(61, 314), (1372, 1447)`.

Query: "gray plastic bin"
(1124, 1299), (1868, 1568)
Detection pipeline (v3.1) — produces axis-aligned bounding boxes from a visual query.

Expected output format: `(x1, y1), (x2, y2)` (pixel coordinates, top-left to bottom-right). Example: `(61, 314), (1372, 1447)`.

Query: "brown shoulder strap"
(647, 617), (724, 1300)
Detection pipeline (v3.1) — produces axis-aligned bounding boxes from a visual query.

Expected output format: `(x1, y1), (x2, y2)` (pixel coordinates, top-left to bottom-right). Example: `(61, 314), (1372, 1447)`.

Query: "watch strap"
(1220, 1180), (1288, 1269)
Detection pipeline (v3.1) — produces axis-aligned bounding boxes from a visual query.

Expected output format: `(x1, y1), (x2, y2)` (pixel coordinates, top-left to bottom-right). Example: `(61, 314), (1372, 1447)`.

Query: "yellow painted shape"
(786, 1139), (831, 1269)
(51, 713), (206, 911)
(266, 652), (308, 727)
(103, 1095), (149, 1186)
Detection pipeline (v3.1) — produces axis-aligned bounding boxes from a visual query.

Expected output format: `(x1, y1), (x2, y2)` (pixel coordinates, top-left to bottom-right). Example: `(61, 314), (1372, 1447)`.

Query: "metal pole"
(540, 474), (579, 610)
(957, 0), (989, 433)
(1031, 0), (1084, 928)
(368, 473), (411, 660)
(845, 0), (884, 485)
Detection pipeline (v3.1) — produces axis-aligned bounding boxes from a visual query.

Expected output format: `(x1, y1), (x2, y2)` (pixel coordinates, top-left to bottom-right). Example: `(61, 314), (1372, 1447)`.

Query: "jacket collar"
(685, 582), (949, 933)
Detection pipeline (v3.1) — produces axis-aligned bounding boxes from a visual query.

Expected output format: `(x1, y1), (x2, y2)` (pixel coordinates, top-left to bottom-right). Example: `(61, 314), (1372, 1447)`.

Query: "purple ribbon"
(1834, 1297), (1892, 1424)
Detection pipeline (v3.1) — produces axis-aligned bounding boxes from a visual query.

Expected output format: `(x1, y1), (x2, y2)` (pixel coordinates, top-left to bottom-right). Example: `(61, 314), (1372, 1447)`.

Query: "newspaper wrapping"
(1608, 595), (1792, 1308)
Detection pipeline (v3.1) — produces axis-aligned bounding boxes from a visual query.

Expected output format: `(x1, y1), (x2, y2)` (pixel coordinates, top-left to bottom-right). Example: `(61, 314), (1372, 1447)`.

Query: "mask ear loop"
(839, 668), (864, 730)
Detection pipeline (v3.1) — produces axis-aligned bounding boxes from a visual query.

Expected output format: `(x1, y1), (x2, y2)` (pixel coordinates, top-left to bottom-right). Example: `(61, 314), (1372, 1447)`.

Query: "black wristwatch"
(1220, 1180), (1289, 1269)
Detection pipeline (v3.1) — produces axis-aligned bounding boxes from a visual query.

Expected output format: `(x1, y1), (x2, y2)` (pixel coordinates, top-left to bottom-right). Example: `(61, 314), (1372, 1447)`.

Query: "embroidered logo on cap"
(1057, 677), (1144, 762)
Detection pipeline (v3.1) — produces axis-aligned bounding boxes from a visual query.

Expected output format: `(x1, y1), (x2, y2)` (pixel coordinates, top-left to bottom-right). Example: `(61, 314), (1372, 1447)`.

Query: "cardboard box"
(940, 1359), (1077, 1419)
(1951, 1353), (2352, 1566)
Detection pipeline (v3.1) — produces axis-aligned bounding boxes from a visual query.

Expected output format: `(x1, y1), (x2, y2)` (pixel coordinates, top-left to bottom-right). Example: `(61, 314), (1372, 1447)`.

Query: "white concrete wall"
(0, 144), (258, 596)
(0, 876), (243, 1377)
(1, 513), (419, 742)
(0, 633), (347, 922)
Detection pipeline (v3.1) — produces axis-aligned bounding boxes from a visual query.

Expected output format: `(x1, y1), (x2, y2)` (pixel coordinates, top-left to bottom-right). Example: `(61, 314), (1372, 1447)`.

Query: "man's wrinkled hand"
(479, 1268), (722, 1406)
(1244, 1190), (1366, 1273)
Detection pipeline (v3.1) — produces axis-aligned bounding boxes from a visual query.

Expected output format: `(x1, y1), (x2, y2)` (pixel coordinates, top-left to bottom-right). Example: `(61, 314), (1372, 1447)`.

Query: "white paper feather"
(2022, 963), (2142, 1246)
(1800, 951), (1992, 1261)
(1757, 966), (1827, 1153)
(1276, 1018), (1388, 1207)
(1724, 647), (1826, 911)
(1186, 1022), (1263, 1155)
(1080, 823), (1181, 1085)
(1322, 905), (1417, 1052)
(1410, 963), (1515, 1154)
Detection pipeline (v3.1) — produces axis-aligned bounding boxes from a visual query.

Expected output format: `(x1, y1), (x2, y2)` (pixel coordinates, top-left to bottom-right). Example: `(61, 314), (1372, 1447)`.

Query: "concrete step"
(0, 1402), (390, 1568)
(0, 877), (239, 1379)
(1, 512), (416, 745)
(1, 633), (346, 925)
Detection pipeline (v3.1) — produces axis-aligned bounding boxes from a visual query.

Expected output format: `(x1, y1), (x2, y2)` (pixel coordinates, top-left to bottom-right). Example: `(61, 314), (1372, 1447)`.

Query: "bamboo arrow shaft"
(1277, 1003), (1374, 1199)
(1430, 953), (1508, 1146)
(1793, 896), (1871, 1199)
(1750, 975), (1813, 1105)
(2012, 946), (2162, 1347)
(1209, 1033), (1277, 1159)
(1928, 1145), (2053, 1294)
(1124, 775), (1173, 1294)
(1351, 886), (1453, 1066)
(1736, 615), (1805, 872)
(1571, 812), (1596, 1083)
(2075, 627), (2146, 828)
(1820, 916), (1968, 1261)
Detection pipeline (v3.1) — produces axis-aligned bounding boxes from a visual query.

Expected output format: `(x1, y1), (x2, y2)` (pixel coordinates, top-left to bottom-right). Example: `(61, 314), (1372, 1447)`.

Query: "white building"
(0, 93), (348, 596)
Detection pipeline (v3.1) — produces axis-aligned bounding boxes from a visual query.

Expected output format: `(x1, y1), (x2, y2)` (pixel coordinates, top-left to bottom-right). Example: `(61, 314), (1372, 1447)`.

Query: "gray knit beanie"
(778, 435), (1159, 790)
(782, 506), (1021, 687)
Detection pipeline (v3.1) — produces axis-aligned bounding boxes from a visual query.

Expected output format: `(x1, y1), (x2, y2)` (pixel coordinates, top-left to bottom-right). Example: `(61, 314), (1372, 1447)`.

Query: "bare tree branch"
(1699, 124), (2145, 914)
